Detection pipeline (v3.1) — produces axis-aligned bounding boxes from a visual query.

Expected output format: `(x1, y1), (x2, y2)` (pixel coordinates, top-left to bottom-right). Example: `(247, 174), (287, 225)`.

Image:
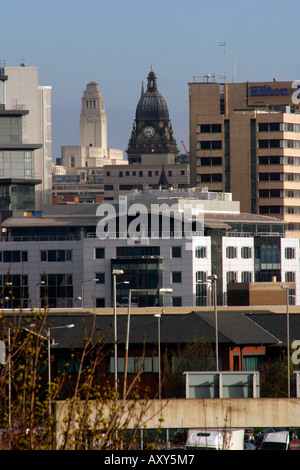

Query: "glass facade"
(112, 257), (163, 307)
(0, 151), (34, 179)
(0, 116), (22, 145)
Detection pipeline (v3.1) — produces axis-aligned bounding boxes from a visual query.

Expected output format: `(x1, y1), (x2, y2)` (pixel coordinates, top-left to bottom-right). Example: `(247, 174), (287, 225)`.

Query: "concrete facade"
(189, 80), (300, 237)
(56, 397), (300, 431)
(5, 66), (52, 210)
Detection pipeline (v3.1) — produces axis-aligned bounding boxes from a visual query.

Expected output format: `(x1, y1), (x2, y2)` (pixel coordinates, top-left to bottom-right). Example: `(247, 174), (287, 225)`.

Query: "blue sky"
(1, 0), (299, 159)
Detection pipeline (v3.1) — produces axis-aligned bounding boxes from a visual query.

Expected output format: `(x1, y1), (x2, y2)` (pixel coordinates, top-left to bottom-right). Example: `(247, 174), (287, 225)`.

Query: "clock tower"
(126, 67), (179, 164)
(80, 81), (107, 150)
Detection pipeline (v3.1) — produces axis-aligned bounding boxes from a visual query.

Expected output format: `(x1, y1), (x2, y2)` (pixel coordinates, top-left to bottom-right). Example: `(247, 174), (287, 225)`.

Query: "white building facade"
(0, 188), (299, 309)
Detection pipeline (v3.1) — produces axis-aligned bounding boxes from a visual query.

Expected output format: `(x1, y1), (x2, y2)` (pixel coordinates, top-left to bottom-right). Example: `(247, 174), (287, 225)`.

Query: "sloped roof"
(7, 311), (280, 350)
(245, 312), (300, 347)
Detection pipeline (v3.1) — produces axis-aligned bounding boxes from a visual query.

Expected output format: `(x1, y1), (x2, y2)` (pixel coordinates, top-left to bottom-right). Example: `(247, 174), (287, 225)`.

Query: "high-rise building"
(189, 79), (300, 236)
(3, 63), (52, 211)
(0, 61), (49, 221)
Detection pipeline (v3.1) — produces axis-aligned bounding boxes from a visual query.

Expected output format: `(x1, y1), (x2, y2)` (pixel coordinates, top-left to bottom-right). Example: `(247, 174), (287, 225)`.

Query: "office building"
(0, 61), (45, 222)
(189, 79), (300, 236)
(0, 187), (298, 308)
(2, 62), (52, 211)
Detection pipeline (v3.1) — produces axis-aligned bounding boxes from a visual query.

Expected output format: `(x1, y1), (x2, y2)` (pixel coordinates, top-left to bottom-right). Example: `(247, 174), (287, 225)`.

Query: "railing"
(226, 231), (283, 238)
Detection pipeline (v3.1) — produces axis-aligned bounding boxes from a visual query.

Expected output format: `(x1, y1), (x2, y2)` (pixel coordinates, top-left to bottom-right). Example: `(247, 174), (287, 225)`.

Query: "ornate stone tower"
(80, 81), (107, 150)
(126, 67), (179, 164)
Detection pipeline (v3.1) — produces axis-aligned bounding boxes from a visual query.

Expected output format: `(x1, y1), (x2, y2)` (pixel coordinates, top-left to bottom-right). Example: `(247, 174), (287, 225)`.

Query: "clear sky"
(1, 0), (299, 160)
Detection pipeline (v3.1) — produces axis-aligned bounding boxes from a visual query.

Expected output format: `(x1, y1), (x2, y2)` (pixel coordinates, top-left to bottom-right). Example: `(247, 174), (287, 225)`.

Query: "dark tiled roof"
(7, 311), (281, 350)
(245, 313), (300, 347)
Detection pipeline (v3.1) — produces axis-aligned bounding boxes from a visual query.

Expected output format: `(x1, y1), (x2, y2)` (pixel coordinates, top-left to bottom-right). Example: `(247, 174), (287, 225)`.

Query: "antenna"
(17, 58), (25, 66)
(218, 42), (226, 82)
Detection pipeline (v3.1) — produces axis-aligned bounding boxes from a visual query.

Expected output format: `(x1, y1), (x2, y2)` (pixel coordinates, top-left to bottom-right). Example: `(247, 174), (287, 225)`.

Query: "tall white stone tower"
(80, 81), (107, 150)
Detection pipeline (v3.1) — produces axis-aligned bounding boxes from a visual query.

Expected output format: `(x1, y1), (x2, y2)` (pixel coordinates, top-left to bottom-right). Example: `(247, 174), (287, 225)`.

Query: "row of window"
(106, 169), (186, 178)
(225, 246), (296, 260)
(196, 140), (222, 150)
(226, 246), (252, 259)
(259, 139), (300, 149)
(197, 122), (300, 134)
(258, 172), (300, 181)
(260, 205), (300, 215)
(1, 245), (294, 264)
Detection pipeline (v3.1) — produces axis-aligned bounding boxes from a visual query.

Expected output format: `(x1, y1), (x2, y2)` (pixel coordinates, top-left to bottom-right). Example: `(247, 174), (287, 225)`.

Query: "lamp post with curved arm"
(123, 288), (172, 398)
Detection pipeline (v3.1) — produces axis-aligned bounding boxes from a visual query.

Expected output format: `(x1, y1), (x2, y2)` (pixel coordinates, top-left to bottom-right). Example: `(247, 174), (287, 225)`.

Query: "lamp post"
(207, 274), (219, 372)
(281, 284), (290, 398)
(46, 324), (74, 415)
(154, 310), (163, 399)
(123, 288), (172, 398)
(81, 278), (99, 308)
(112, 269), (124, 393)
(36, 280), (45, 309)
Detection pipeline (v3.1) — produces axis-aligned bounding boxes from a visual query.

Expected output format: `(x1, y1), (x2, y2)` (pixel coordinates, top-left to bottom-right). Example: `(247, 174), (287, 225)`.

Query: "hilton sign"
(248, 81), (299, 106)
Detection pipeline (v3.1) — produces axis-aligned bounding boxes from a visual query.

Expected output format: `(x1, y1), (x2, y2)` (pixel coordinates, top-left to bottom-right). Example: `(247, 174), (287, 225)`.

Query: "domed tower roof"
(135, 66), (169, 121)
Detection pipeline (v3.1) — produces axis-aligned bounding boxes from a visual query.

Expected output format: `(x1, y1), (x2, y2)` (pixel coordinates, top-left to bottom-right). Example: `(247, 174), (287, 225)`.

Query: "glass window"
(171, 246), (181, 258)
(195, 246), (207, 258)
(95, 247), (105, 259)
(285, 247), (295, 259)
(226, 271), (237, 283)
(226, 246), (237, 259)
(172, 297), (182, 306)
(241, 271), (252, 282)
(96, 273), (105, 284)
(241, 247), (252, 259)
(172, 272), (182, 283)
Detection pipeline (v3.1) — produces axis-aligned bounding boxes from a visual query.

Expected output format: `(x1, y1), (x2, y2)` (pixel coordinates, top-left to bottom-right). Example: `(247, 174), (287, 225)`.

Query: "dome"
(135, 68), (169, 121)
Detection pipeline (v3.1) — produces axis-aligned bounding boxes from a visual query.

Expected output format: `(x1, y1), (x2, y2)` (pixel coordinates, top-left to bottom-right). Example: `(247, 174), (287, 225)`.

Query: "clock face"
(87, 116), (94, 123)
(143, 126), (155, 138)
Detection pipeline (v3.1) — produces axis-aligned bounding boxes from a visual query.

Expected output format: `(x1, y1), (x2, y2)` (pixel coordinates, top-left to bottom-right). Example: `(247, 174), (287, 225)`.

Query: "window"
(196, 271), (207, 306)
(171, 246), (181, 258)
(226, 271), (237, 283)
(109, 356), (158, 374)
(241, 247), (252, 259)
(172, 272), (182, 283)
(241, 271), (252, 282)
(96, 273), (105, 284)
(226, 247), (237, 259)
(258, 139), (280, 148)
(197, 141), (222, 150)
(285, 272), (295, 282)
(95, 247), (105, 259)
(172, 297), (182, 306)
(195, 246), (207, 258)
(285, 247), (295, 259)
(2, 251), (27, 263)
(96, 298), (105, 308)
(40, 274), (73, 308)
(197, 124), (222, 133)
(41, 250), (72, 262)
(0, 274), (29, 308)
(258, 122), (280, 132)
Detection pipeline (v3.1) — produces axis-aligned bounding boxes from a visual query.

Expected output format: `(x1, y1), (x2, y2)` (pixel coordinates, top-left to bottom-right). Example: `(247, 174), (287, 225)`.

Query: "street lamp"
(112, 269), (124, 393)
(46, 324), (74, 415)
(36, 281), (45, 309)
(123, 288), (172, 398)
(81, 279), (99, 308)
(281, 284), (290, 398)
(154, 310), (164, 399)
(207, 274), (219, 372)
